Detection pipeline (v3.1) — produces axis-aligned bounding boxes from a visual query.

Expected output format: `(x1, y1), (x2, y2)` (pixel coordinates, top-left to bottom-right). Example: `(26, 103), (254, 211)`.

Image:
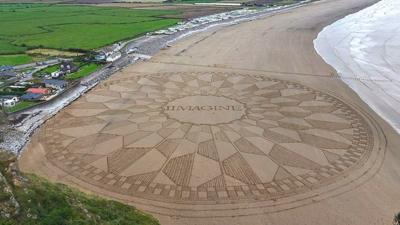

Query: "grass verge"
(5, 101), (39, 113)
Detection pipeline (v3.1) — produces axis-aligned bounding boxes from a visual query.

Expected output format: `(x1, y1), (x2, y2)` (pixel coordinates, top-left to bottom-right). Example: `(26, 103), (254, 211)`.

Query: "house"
(101, 43), (122, 56)
(0, 99), (16, 108)
(16, 81), (33, 86)
(51, 70), (64, 78)
(21, 93), (43, 101)
(43, 79), (68, 90)
(94, 53), (106, 62)
(60, 61), (78, 74)
(0, 96), (19, 108)
(27, 88), (50, 95)
(106, 52), (121, 62)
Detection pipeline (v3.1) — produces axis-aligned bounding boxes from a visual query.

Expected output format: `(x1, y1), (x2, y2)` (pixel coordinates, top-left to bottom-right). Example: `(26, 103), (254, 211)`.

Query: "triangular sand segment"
(198, 175), (225, 188)
(215, 141), (238, 161)
(274, 167), (293, 180)
(283, 165), (312, 176)
(245, 137), (274, 155)
(189, 154), (221, 187)
(120, 149), (166, 177)
(224, 174), (246, 186)
(280, 143), (330, 166)
(92, 136), (123, 155)
(278, 117), (312, 130)
(153, 171), (176, 185)
(101, 121), (138, 136)
(170, 139), (197, 158)
(305, 113), (351, 130)
(322, 150), (341, 163)
(336, 128), (354, 140)
(322, 148), (348, 156)
(56, 123), (107, 138)
(299, 100), (334, 112)
(269, 145), (321, 170)
(300, 129), (352, 149)
(265, 127), (301, 143)
(90, 156), (109, 172)
(126, 133), (163, 148)
(241, 152), (278, 183)
(279, 106), (311, 117)
(234, 138), (265, 155)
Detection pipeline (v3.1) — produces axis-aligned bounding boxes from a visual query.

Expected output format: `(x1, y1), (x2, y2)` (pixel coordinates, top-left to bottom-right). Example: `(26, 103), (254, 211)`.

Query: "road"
(19, 0), (400, 225)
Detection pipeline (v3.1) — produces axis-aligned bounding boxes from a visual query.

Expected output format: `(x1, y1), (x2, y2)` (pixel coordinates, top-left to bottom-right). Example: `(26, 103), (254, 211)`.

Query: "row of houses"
(95, 43), (122, 62)
(20, 79), (68, 101)
(0, 78), (69, 108)
(50, 61), (79, 78)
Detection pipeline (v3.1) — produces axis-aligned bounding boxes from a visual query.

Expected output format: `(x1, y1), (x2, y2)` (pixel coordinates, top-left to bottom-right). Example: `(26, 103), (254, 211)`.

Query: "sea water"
(314, 0), (400, 132)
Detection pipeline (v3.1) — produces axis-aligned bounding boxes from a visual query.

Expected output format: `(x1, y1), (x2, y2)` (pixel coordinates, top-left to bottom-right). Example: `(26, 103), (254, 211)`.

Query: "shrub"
(394, 212), (400, 225)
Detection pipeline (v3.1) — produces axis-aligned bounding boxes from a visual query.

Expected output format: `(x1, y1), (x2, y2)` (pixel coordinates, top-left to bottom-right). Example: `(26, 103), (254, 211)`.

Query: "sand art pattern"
(39, 72), (374, 204)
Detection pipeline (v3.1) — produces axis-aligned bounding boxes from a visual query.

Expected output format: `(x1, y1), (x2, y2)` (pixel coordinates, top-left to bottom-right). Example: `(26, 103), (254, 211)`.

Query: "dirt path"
(19, 0), (400, 224)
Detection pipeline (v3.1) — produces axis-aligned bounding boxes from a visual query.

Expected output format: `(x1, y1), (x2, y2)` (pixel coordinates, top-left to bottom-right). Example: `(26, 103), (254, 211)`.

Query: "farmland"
(0, 4), (181, 57)
(0, 54), (33, 66)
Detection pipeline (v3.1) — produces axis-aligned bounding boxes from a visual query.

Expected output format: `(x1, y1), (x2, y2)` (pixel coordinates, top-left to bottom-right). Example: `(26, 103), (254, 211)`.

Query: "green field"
(0, 4), (181, 56)
(65, 63), (101, 80)
(5, 101), (39, 113)
(0, 54), (33, 66)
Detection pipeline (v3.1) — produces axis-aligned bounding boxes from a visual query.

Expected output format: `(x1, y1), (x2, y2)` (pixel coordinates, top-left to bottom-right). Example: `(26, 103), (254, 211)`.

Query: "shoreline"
(314, 0), (400, 133)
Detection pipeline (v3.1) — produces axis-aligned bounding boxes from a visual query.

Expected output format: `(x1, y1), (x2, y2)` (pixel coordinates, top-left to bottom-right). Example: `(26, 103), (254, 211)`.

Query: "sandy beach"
(19, 0), (400, 224)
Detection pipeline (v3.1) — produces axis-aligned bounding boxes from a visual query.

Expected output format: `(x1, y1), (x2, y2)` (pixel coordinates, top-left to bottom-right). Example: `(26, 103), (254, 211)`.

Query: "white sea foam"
(314, 0), (400, 133)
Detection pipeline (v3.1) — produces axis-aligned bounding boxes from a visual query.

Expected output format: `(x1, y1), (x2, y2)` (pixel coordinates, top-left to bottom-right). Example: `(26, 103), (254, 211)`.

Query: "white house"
(106, 52), (121, 62)
(0, 96), (19, 108)
(51, 71), (63, 78)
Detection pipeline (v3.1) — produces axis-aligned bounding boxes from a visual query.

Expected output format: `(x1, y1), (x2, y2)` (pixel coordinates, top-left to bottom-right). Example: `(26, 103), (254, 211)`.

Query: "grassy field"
(65, 63), (101, 80)
(5, 101), (39, 113)
(0, 54), (33, 66)
(0, 151), (160, 225)
(0, 3), (181, 61)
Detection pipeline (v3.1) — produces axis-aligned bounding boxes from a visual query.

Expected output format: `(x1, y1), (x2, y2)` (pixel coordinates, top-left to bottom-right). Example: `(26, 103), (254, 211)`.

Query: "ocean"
(314, 0), (400, 132)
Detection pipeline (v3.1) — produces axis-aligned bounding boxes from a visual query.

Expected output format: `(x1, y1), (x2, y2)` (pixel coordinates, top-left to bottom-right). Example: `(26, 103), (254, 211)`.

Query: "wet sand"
(315, 0), (400, 133)
(19, 0), (400, 224)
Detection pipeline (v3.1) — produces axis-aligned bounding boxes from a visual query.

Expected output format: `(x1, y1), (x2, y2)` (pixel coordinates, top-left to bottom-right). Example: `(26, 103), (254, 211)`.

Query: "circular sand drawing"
(41, 72), (376, 206)
(163, 95), (246, 125)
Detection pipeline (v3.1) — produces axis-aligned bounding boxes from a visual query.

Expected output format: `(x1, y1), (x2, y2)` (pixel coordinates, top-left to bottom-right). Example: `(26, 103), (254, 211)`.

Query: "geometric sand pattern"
(40, 72), (373, 203)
